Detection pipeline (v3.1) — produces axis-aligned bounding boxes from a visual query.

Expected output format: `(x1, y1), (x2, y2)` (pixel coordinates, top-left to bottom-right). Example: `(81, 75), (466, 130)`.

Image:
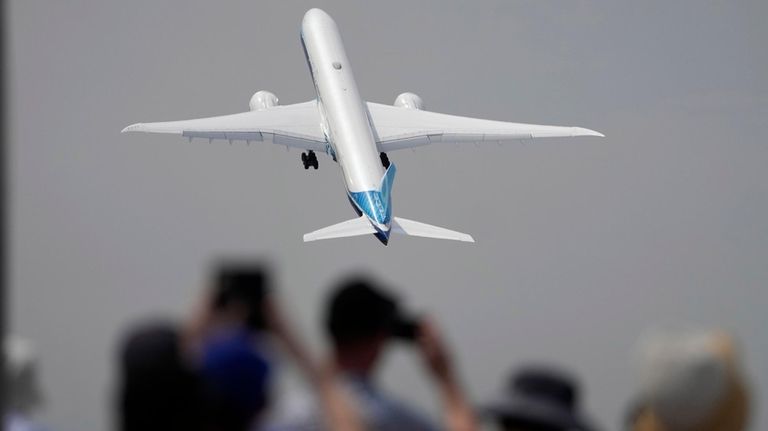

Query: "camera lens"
(392, 317), (420, 341)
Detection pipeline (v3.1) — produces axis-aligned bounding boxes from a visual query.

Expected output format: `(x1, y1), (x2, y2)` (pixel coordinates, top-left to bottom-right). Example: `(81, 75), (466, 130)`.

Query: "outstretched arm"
(416, 318), (478, 431)
(264, 296), (365, 431)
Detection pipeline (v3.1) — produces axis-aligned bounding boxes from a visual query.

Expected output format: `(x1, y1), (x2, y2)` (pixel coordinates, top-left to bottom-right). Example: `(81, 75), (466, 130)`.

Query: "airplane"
(122, 8), (603, 245)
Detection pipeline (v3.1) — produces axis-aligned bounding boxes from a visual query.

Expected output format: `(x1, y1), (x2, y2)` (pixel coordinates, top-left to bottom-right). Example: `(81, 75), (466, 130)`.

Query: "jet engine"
(249, 91), (279, 111)
(394, 92), (424, 110)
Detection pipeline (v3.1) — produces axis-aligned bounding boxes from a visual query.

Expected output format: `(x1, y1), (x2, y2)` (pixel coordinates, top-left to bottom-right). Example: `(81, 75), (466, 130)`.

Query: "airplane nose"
(304, 8), (329, 18)
(303, 8), (333, 28)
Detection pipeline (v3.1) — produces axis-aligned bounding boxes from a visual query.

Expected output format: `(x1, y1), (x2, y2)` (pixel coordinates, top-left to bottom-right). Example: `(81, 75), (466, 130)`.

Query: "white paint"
(122, 8), (603, 244)
(300, 9), (384, 194)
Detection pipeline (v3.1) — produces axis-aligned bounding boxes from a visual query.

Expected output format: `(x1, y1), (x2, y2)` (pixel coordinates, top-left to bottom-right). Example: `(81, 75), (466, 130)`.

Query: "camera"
(392, 316), (421, 341)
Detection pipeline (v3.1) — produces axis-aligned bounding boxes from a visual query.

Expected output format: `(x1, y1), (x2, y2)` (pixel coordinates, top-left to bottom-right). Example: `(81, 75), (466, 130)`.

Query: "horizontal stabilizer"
(392, 217), (474, 243)
(303, 216), (376, 242)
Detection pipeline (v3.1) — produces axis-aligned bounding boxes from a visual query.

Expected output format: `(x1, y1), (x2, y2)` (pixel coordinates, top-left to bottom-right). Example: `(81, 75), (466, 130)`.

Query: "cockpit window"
(332, 62), (342, 70)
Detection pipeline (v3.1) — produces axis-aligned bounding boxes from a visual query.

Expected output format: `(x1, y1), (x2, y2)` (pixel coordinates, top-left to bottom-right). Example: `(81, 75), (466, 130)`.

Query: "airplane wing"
(122, 101), (327, 152)
(366, 102), (604, 152)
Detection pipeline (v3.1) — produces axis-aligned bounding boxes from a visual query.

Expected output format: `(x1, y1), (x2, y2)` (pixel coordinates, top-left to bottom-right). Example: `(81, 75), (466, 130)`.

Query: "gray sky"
(8, 0), (768, 430)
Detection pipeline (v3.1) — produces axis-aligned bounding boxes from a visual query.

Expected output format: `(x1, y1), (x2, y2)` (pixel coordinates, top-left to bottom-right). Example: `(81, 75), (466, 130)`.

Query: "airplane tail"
(303, 215), (474, 243)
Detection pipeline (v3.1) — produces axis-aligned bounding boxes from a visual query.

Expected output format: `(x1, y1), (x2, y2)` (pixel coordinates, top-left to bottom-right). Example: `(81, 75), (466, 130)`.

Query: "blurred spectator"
(118, 320), (206, 431)
(627, 328), (750, 431)
(267, 275), (476, 431)
(4, 336), (50, 431)
(117, 261), (362, 431)
(183, 262), (272, 350)
(200, 327), (272, 431)
(482, 366), (600, 431)
(117, 262), (277, 431)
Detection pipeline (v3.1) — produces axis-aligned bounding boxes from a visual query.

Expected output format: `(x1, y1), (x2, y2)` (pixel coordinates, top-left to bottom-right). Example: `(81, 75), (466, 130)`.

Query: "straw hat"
(631, 329), (749, 431)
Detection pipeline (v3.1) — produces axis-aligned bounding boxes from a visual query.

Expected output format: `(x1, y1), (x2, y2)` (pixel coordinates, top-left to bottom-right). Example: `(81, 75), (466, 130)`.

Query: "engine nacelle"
(394, 92), (424, 110)
(249, 91), (279, 111)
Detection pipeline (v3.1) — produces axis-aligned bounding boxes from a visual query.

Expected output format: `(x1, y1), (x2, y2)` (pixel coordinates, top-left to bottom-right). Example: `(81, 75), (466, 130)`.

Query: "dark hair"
(117, 321), (206, 431)
(212, 263), (270, 330)
(325, 276), (400, 344)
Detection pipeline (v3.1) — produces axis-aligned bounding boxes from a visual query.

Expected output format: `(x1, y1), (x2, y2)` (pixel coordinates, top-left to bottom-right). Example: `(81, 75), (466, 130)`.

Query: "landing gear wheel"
(301, 151), (318, 170)
(380, 152), (390, 169)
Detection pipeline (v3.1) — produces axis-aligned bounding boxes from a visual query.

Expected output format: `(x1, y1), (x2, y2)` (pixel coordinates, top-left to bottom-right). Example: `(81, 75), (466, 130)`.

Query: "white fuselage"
(123, 7), (600, 244)
(300, 9), (390, 234)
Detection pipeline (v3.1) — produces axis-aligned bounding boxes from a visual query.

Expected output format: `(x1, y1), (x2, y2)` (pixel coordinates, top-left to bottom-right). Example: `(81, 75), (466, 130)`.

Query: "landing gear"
(380, 152), (390, 169)
(301, 150), (318, 170)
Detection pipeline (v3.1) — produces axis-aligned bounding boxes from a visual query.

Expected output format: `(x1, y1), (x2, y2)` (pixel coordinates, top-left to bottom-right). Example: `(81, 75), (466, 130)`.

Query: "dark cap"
(325, 276), (407, 344)
(482, 366), (599, 431)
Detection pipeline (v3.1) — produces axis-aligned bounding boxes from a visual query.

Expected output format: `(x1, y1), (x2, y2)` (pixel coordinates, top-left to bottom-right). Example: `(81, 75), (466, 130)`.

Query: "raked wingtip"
(121, 124), (142, 133)
(572, 127), (605, 138)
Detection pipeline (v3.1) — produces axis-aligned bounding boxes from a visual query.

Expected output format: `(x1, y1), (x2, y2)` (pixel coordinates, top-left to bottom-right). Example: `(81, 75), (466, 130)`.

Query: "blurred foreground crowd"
(6, 262), (753, 431)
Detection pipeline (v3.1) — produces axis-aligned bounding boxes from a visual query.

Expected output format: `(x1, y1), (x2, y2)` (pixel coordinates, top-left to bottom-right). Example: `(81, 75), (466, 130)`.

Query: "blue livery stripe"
(348, 164), (396, 225)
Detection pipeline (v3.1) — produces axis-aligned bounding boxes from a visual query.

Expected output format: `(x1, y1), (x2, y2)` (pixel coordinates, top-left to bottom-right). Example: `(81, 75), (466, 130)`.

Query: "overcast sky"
(8, 1), (768, 430)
